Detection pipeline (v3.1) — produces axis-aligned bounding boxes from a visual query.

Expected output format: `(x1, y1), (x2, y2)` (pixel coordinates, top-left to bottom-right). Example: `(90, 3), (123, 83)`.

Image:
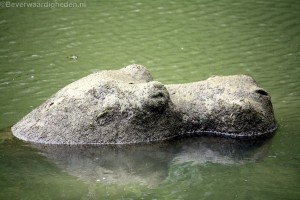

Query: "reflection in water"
(32, 136), (272, 187)
(0, 128), (14, 143)
(173, 137), (272, 165)
(33, 142), (175, 188)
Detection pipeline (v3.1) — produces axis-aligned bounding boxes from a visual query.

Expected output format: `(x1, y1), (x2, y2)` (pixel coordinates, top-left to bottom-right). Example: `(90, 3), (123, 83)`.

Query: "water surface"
(0, 0), (300, 199)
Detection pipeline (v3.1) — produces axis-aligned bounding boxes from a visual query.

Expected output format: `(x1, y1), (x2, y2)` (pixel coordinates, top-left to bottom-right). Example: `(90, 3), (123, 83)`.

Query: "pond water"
(0, 0), (300, 199)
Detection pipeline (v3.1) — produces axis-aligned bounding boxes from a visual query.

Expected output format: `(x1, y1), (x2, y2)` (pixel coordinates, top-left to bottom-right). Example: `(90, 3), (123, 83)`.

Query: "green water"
(0, 0), (300, 199)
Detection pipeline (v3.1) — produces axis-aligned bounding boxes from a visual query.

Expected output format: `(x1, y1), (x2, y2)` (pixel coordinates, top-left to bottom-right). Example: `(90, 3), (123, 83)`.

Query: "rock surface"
(12, 64), (182, 144)
(12, 64), (277, 144)
(166, 75), (277, 138)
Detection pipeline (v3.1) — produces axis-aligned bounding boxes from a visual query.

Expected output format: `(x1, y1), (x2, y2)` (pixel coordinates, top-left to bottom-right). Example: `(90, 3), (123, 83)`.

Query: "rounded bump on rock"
(166, 74), (277, 138)
(121, 64), (153, 82)
(11, 66), (181, 144)
(142, 81), (170, 113)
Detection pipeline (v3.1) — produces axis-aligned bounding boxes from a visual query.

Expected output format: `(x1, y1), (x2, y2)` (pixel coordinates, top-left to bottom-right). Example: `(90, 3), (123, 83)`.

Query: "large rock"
(166, 75), (277, 138)
(12, 64), (182, 144)
(12, 64), (277, 144)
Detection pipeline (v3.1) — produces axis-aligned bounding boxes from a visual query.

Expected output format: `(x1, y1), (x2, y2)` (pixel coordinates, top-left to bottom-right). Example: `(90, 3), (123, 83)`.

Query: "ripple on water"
(0, 0), (300, 198)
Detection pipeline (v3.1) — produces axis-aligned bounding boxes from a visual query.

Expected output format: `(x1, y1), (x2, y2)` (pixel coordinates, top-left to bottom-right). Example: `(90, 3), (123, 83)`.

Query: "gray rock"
(166, 75), (277, 138)
(12, 64), (182, 144)
(11, 64), (277, 144)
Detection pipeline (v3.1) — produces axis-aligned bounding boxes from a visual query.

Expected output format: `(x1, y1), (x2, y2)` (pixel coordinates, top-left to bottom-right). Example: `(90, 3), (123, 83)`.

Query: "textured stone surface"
(12, 64), (182, 144)
(166, 75), (277, 138)
(12, 65), (277, 144)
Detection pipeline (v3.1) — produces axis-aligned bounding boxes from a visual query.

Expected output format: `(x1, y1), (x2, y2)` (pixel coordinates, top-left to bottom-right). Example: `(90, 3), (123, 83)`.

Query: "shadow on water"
(30, 135), (273, 188)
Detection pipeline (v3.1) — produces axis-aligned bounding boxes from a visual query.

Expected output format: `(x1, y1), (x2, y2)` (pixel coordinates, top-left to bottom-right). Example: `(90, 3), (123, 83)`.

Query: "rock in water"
(12, 64), (182, 144)
(166, 75), (277, 138)
(12, 64), (277, 144)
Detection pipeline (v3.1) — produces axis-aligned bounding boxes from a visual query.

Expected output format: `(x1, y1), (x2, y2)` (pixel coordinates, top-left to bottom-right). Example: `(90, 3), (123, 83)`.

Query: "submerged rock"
(11, 64), (277, 144)
(166, 75), (277, 138)
(12, 64), (182, 144)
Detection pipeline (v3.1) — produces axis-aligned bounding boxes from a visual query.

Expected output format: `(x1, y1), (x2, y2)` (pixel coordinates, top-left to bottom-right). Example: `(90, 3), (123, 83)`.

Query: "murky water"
(1, 0), (300, 199)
